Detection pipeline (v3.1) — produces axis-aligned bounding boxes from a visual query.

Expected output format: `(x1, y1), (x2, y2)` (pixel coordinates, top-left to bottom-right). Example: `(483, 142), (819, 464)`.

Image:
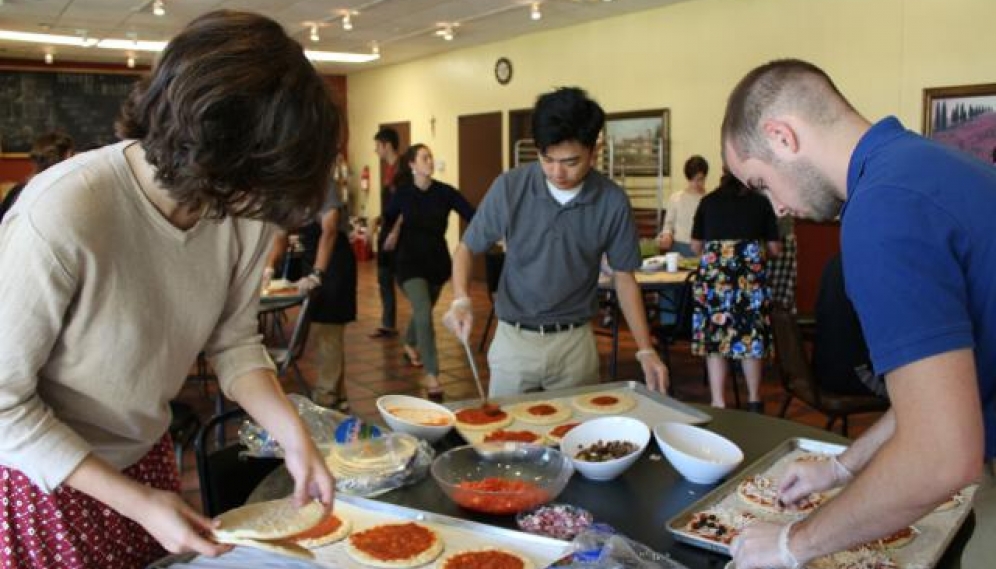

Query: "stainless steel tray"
(445, 380), (711, 443)
(665, 437), (975, 568)
(148, 494), (570, 568)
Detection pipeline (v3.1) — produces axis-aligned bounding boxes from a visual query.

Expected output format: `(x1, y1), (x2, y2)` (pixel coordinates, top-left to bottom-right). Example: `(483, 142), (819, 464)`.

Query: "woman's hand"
(133, 487), (233, 557)
(283, 441), (335, 510)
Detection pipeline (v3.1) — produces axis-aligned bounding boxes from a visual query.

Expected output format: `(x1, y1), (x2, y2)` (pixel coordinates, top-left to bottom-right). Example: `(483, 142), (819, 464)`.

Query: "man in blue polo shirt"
(721, 59), (996, 569)
(444, 87), (667, 396)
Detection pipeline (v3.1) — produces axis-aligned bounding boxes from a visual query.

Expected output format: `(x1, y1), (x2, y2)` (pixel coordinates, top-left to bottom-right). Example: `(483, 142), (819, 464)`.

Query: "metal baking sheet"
(151, 494), (570, 569)
(665, 437), (976, 568)
(445, 380), (712, 444)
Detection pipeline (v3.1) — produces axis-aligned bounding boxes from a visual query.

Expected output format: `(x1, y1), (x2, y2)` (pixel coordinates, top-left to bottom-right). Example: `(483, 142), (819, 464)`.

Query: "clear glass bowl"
(431, 443), (574, 515)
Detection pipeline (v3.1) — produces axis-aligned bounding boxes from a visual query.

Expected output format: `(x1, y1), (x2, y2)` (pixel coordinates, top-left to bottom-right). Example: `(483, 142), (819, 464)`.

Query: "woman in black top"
(384, 144), (475, 399)
(690, 173), (781, 411)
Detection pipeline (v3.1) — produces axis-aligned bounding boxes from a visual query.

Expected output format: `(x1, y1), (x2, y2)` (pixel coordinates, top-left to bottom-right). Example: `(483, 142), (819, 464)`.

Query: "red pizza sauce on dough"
(591, 396), (618, 406)
(483, 429), (541, 443)
(442, 550), (525, 569)
(549, 423), (580, 439)
(456, 405), (508, 425)
(350, 522), (435, 561)
(527, 404), (557, 416)
(289, 515), (342, 541)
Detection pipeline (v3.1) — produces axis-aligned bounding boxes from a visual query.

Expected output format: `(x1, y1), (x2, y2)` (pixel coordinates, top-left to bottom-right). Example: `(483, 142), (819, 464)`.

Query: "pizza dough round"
(454, 405), (513, 431)
(292, 514), (352, 548)
(509, 400), (572, 425)
(346, 522), (444, 569)
(213, 498), (326, 541)
(736, 475), (825, 515)
(571, 391), (636, 414)
(436, 548), (535, 569)
(213, 535), (315, 560)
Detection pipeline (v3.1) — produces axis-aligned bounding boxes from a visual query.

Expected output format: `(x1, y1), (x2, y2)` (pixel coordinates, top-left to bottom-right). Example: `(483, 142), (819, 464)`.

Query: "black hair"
(531, 87), (605, 152)
(683, 155), (709, 181)
(374, 127), (400, 151)
(392, 143), (428, 189)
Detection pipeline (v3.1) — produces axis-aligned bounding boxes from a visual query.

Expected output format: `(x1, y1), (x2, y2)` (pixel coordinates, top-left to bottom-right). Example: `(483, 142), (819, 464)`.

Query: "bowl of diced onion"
(560, 417), (650, 481)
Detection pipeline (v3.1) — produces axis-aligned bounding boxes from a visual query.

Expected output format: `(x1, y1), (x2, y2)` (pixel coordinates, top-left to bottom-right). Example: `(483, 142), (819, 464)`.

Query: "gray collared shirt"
(462, 162), (641, 325)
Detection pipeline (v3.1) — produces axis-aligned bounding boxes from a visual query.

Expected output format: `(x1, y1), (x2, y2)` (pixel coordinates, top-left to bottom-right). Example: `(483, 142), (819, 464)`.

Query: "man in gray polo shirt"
(445, 87), (668, 396)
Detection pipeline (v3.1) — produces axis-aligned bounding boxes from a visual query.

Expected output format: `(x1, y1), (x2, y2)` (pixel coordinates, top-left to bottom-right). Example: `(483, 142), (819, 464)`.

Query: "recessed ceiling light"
(310, 24), (319, 42)
(127, 55), (136, 68)
(153, 0), (165, 17)
(44, 52), (53, 64)
(531, 3), (542, 21)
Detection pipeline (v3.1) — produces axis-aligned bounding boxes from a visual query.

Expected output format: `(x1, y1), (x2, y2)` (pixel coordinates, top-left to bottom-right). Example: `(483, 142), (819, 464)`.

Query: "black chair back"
(194, 408), (282, 517)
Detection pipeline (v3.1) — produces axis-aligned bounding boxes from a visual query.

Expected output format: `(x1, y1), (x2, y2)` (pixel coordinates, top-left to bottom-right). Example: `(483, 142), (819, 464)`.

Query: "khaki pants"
(311, 323), (346, 402)
(487, 322), (599, 397)
(962, 459), (995, 568)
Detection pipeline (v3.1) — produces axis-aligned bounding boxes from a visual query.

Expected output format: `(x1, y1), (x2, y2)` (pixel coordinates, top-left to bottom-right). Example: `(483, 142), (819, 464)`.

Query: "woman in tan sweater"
(0, 11), (339, 568)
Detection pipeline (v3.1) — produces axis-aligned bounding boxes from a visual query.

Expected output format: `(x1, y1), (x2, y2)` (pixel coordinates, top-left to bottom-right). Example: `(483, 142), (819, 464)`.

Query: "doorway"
(458, 111), (502, 281)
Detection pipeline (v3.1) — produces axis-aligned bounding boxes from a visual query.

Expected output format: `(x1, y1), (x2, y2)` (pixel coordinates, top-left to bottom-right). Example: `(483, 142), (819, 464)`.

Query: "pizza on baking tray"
(682, 509), (755, 545)
(807, 547), (899, 569)
(509, 400), (572, 425)
(437, 548), (535, 569)
(545, 422), (581, 445)
(210, 498), (328, 560)
(290, 514), (352, 548)
(934, 488), (968, 512)
(571, 391), (636, 414)
(482, 428), (546, 444)
(345, 522), (444, 568)
(455, 403), (513, 431)
(736, 474), (827, 514)
(864, 525), (918, 550)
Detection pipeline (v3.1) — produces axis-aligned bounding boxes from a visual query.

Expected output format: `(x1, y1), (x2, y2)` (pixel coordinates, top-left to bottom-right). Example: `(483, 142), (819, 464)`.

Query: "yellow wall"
(347, 0), (996, 245)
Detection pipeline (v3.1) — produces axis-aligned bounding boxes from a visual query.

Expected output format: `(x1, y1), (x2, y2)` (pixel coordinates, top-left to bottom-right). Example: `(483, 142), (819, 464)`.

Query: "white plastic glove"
(778, 455), (853, 506)
(294, 273), (321, 294)
(443, 297), (473, 343)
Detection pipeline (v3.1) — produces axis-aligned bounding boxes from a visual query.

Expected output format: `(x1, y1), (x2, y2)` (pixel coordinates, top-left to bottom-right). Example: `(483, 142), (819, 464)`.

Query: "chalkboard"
(0, 69), (140, 154)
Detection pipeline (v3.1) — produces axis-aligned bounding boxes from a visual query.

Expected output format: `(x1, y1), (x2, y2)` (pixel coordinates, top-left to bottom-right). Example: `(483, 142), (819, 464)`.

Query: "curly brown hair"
(115, 10), (339, 228)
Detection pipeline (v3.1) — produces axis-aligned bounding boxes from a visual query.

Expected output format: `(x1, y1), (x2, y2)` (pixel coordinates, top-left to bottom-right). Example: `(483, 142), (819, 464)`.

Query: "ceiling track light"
(531, 3), (542, 21)
(44, 52), (53, 64)
(370, 41), (380, 55)
(342, 14), (353, 31)
(152, 0), (165, 17)
(126, 55), (136, 68)
(435, 23), (456, 41)
(309, 24), (319, 42)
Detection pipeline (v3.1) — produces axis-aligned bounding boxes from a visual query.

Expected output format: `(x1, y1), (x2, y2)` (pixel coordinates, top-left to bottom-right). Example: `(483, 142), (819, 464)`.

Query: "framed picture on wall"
(922, 82), (996, 164)
(604, 109), (670, 177)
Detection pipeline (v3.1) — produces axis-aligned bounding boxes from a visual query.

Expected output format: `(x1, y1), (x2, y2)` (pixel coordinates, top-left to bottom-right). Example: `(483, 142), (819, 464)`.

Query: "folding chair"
(267, 292), (316, 395)
(194, 407), (283, 517)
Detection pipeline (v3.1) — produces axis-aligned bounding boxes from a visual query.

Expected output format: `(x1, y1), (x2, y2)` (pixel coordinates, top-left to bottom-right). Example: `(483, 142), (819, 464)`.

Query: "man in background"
(0, 131), (74, 223)
(369, 126), (401, 338)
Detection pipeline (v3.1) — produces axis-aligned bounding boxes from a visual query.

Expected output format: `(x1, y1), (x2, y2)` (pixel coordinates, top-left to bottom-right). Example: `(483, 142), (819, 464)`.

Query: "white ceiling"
(0, 0), (688, 73)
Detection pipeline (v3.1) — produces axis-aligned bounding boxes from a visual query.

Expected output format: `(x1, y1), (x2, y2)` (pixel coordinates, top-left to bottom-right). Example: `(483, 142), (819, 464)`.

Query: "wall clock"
(495, 57), (513, 85)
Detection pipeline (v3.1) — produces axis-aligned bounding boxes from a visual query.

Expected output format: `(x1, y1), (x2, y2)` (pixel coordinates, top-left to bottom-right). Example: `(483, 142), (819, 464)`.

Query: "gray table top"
(248, 405), (971, 569)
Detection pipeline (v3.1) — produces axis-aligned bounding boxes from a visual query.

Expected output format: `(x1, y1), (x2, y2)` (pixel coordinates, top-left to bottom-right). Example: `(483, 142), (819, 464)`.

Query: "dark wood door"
(458, 111), (502, 281)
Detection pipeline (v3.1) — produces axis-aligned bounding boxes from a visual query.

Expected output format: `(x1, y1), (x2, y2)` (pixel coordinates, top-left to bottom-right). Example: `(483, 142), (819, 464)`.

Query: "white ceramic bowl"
(560, 416), (650, 481)
(376, 394), (455, 443)
(653, 422), (743, 484)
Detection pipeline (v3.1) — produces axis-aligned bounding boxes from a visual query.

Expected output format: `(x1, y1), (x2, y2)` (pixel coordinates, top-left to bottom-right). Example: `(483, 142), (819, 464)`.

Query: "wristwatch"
(311, 268), (325, 285)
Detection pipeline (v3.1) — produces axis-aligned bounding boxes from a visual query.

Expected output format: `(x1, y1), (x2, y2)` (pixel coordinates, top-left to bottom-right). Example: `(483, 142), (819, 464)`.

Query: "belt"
(502, 319), (588, 335)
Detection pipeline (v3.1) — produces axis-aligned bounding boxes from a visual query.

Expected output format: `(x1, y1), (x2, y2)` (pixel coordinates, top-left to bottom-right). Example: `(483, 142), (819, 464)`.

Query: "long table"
(246, 405), (973, 569)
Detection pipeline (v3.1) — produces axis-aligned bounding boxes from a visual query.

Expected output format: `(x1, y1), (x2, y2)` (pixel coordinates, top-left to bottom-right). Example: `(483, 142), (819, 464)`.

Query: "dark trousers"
(376, 253), (397, 330)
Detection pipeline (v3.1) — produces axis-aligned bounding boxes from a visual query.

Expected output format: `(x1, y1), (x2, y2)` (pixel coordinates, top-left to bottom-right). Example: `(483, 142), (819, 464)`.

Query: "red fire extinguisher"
(360, 165), (370, 192)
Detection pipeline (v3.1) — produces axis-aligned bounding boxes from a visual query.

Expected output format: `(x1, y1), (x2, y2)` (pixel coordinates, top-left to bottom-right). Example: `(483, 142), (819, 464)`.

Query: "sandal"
(402, 347), (423, 368)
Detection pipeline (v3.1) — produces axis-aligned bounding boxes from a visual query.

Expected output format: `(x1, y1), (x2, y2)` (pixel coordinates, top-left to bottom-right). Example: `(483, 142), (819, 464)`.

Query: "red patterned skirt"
(1, 434), (180, 569)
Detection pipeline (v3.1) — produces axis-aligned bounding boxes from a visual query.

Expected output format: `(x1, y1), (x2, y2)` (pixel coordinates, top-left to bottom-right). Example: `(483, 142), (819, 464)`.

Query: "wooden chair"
(194, 408), (283, 517)
(769, 309), (889, 436)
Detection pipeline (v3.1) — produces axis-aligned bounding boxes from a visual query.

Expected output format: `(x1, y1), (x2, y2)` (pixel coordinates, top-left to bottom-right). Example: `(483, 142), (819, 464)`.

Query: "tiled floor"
(174, 259), (884, 512)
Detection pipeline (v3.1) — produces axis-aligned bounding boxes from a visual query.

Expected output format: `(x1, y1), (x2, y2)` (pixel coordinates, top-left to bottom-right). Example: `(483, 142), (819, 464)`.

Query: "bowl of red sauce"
(431, 443), (573, 515)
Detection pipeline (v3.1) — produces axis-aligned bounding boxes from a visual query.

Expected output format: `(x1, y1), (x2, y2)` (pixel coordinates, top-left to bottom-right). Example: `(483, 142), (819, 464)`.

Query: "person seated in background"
(657, 155), (708, 257)
(0, 131), (74, 223)
(812, 254), (887, 398)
